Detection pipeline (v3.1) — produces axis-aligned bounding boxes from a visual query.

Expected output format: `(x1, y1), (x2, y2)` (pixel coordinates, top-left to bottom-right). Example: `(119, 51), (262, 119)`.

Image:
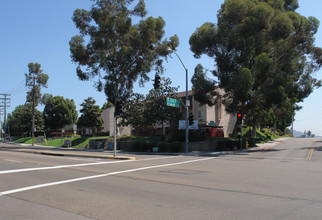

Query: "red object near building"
(203, 126), (224, 137)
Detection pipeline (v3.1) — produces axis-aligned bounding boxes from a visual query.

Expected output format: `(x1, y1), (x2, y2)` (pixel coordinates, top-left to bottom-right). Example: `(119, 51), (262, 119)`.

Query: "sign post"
(179, 120), (198, 130)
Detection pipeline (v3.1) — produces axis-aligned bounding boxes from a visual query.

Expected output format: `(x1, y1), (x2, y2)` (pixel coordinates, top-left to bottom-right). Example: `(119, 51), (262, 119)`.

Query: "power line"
(5, 79), (28, 95)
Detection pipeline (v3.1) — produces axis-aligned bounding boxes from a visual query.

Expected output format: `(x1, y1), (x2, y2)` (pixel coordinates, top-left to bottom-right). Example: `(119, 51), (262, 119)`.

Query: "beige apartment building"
(176, 90), (236, 137)
(100, 106), (131, 136)
(100, 90), (236, 137)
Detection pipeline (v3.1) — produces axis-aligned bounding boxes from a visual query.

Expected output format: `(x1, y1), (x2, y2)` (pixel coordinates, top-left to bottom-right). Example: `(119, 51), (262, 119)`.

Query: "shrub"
(131, 140), (154, 152)
(132, 141), (141, 152)
(158, 142), (168, 152)
(216, 139), (238, 151)
(247, 138), (257, 147)
(170, 141), (181, 153)
(145, 141), (156, 152)
(169, 130), (207, 142)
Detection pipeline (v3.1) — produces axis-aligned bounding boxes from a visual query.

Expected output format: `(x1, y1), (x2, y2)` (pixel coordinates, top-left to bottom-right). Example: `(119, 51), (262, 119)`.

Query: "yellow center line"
(306, 139), (317, 161)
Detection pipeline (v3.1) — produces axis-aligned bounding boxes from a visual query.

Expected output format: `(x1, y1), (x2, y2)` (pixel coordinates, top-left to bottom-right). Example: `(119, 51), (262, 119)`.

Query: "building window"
(215, 97), (222, 123)
(198, 110), (204, 119)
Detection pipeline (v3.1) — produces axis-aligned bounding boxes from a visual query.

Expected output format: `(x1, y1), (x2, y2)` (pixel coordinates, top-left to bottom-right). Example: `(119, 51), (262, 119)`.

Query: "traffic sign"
(166, 97), (180, 108)
(178, 120), (198, 130)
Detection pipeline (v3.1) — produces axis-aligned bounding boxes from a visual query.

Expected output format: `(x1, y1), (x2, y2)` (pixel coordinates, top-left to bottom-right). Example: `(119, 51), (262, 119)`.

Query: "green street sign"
(208, 121), (216, 126)
(166, 97), (180, 108)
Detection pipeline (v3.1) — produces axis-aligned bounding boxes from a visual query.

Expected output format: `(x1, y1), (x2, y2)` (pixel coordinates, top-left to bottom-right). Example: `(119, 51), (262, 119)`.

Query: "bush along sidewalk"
(124, 140), (182, 153)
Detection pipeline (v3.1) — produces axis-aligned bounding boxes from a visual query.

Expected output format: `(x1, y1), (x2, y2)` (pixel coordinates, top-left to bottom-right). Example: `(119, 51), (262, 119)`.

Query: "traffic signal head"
(154, 74), (161, 89)
(115, 99), (123, 117)
(237, 112), (243, 124)
(189, 113), (194, 125)
(236, 127), (241, 138)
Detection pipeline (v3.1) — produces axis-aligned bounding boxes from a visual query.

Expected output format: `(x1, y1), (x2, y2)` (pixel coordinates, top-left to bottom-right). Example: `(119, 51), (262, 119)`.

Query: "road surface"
(1, 138), (322, 219)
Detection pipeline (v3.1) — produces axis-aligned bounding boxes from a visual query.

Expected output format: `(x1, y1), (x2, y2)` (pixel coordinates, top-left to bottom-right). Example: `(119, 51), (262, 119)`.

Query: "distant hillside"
(293, 130), (303, 137)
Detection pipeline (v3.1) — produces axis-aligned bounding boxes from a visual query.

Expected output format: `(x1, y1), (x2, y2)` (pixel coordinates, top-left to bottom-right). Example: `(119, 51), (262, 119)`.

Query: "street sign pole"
(240, 126), (243, 151)
(114, 116), (117, 157)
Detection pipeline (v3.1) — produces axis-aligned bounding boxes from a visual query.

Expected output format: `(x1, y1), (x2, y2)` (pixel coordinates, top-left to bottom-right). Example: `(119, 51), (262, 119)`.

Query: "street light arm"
(158, 81), (188, 109)
(172, 51), (188, 72)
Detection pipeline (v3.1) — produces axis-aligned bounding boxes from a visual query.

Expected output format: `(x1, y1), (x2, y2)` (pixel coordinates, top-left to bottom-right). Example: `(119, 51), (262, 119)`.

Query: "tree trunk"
(251, 125), (256, 138)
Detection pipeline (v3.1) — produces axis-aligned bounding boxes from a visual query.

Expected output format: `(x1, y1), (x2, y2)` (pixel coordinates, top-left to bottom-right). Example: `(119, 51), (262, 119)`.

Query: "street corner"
(252, 137), (291, 151)
(106, 155), (136, 160)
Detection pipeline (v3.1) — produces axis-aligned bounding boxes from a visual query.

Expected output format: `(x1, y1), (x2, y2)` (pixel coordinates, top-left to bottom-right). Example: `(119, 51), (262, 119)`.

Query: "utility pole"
(0, 94), (11, 142)
(27, 76), (36, 147)
(0, 106), (3, 140)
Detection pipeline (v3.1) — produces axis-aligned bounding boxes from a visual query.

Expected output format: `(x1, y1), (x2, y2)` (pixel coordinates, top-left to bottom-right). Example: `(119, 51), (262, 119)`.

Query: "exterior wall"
(101, 107), (131, 136)
(101, 107), (114, 134)
(217, 105), (236, 137)
(206, 104), (216, 124)
(177, 90), (236, 137)
(214, 89), (236, 137)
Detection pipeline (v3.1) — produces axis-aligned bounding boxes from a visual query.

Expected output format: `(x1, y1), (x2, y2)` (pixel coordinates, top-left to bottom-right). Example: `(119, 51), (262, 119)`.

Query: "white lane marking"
(0, 157), (213, 196)
(0, 156), (183, 175)
(4, 159), (23, 163)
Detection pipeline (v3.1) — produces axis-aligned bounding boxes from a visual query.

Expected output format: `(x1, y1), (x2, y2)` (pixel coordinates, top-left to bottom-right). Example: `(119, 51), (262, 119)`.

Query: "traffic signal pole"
(113, 98), (123, 157)
(237, 112), (243, 151)
(113, 115), (117, 157)
(240, 126), (243, 151)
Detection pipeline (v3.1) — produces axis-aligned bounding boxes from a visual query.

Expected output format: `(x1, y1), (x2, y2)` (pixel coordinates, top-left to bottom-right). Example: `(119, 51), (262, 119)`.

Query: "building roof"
(177, 90), (194, 98)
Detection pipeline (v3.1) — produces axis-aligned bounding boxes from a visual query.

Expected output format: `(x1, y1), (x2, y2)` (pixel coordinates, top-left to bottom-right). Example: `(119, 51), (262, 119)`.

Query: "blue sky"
(0, 0), (321, 135)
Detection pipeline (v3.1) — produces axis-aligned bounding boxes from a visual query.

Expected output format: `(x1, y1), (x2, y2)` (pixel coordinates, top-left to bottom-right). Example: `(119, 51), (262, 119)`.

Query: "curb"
(249, 137), (290, 151)
(1, 146), (136, 160)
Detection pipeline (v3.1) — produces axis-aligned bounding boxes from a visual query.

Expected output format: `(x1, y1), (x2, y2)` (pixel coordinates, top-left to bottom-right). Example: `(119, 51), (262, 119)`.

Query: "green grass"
(240, 126), (289, 144)
(14, 137), (32, 143)
(44, 136), (112, 148)
(14, 136), (112, 148)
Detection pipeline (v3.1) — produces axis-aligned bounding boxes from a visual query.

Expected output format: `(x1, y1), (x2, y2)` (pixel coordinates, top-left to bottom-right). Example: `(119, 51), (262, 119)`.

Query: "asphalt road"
(1, 138), (322, 219)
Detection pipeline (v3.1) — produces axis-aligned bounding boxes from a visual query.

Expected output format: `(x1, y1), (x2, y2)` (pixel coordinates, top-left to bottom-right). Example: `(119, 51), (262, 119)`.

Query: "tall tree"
(7, 105), (44, 137)
(69, 0), (179, 103)
(145, 77), (182, 135)
(191, 64), (218, 106)
(25, 62), (49, 106)
(102, 101), (114, 109)
(119, 92), (148, 132)
(119, 78), (182, 135)
(40, 93), (53, 106)
(43, 96), (78, 131)
(189, 0), (322, 133)
(77, 97), (104, 136)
